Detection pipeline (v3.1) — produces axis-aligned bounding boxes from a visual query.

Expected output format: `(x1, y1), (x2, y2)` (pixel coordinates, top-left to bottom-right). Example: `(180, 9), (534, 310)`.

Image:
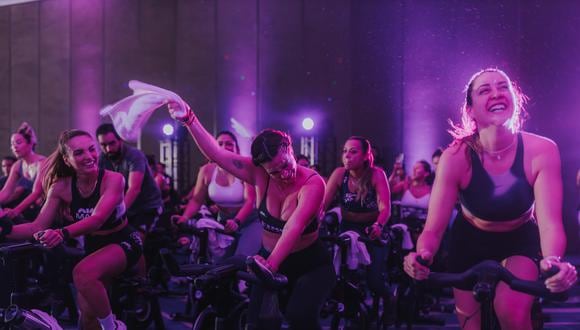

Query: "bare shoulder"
(521, 131), (559, 156)
(329, 166), (347, 178)
(303, 166), (324, 182)
(199, 162), (217, 177)
(441, 142), (468, 164)
(49, 178), (71, 198)
(438, 142), (470, 179)
(371, 166), (387, 178)
(327, 166), (346, 186)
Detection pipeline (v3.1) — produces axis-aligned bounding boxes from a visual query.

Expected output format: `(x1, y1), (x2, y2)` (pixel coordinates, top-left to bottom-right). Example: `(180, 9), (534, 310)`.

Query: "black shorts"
(85, 225), (143, 269)
(447, 213), (541, 276)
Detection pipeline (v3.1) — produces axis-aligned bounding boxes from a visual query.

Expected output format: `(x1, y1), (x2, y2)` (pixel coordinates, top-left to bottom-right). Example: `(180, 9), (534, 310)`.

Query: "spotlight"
(162, 124), (174, 136)
(302, 117), (314, 131)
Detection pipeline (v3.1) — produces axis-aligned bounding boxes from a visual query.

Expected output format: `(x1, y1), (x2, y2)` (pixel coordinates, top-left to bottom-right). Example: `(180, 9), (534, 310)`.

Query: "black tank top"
(459, 134), (534, 221)
(340, 171), (378, 213)
(258, 174), (319, 235)
(69, 168), (125, 230)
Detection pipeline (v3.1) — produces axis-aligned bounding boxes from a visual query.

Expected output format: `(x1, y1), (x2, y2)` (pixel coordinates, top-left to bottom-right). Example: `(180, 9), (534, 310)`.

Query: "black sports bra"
(459, 133), (534, 221)
(258, 174), (319, 235)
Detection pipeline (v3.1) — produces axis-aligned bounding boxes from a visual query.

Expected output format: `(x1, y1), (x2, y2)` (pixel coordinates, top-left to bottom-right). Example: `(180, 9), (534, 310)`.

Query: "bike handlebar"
(0, 241), (84, 259)
(174, 220), (237, 237)
(190, 256), (288, 290)
(417, 259), (568, 301)
(319, 233), (389, 247)
(240, 256), (288, 289)
(0, 241), (46, 255)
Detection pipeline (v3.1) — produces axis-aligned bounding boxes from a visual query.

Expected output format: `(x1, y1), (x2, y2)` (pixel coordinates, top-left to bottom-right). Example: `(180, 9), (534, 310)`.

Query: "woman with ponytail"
(3, 129), (142, 330)
(323, 136), (392, 298)
(0, 122), (46, 220)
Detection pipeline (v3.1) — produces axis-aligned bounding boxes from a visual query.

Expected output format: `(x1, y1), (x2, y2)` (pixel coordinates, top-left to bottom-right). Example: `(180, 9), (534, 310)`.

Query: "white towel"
(391, 223), (414, 250)
(332, 230), (371, 275)
(100, 80), (188, 142)
(196, 218), (235, 261)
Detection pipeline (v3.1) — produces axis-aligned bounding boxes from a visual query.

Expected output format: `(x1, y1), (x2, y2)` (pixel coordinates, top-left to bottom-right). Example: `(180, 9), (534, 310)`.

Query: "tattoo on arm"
(232, 159), (244, 169)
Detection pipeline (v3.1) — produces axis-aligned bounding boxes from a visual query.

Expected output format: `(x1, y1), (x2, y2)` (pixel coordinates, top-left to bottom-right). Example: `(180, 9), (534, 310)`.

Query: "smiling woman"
(2, 129), (141, 330)
(404, 68), (577, 330)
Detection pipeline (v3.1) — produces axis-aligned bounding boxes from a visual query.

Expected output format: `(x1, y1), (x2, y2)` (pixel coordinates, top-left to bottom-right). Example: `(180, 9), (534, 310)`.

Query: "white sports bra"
(400, 189), (430, 209)
(207, 166), (245, 208)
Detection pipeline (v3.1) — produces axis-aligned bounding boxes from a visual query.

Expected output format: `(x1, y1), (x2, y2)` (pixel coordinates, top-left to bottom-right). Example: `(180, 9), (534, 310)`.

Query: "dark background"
(0, 0), (578, 251)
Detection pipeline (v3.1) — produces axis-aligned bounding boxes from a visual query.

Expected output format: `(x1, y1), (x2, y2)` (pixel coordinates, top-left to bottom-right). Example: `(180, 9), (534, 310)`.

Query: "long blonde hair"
(346, 136), (375, 204)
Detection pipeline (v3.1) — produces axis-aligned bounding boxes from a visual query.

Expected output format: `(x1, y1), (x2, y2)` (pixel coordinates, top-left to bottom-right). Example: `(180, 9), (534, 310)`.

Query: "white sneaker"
(30, 309), (63, 330)
(114, 319), (127, 330)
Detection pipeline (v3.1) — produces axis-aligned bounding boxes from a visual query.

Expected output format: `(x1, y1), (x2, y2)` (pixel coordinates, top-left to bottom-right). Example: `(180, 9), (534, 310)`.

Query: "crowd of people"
(0, 68), (577, 329)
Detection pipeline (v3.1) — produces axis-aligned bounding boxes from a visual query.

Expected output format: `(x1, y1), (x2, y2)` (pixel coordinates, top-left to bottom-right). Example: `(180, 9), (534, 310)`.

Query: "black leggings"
(248, 240), (336, 330)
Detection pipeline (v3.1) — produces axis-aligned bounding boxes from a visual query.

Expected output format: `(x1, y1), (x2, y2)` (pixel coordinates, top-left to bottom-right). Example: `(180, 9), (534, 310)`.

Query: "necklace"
(482, 136), (516, 161)
(77, 178), (97, 196)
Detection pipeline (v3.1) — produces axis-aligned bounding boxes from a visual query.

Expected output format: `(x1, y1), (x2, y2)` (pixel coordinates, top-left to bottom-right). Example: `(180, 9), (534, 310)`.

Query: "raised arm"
(266, 174), (325, 272)
(168, 102), (258, 185)
(322, 167), (343, 211)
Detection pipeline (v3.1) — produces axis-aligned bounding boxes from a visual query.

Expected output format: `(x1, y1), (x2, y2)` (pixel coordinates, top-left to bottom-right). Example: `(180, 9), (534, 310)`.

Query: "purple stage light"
(302, 117), (315, 131)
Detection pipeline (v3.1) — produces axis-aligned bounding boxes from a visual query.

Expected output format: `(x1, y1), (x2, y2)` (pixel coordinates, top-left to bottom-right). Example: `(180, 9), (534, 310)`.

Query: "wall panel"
(70, 0), (104, 136)
(39, 0), (70, 151)
(10, 2), (39, 143)
(0, 8), (11, 150)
